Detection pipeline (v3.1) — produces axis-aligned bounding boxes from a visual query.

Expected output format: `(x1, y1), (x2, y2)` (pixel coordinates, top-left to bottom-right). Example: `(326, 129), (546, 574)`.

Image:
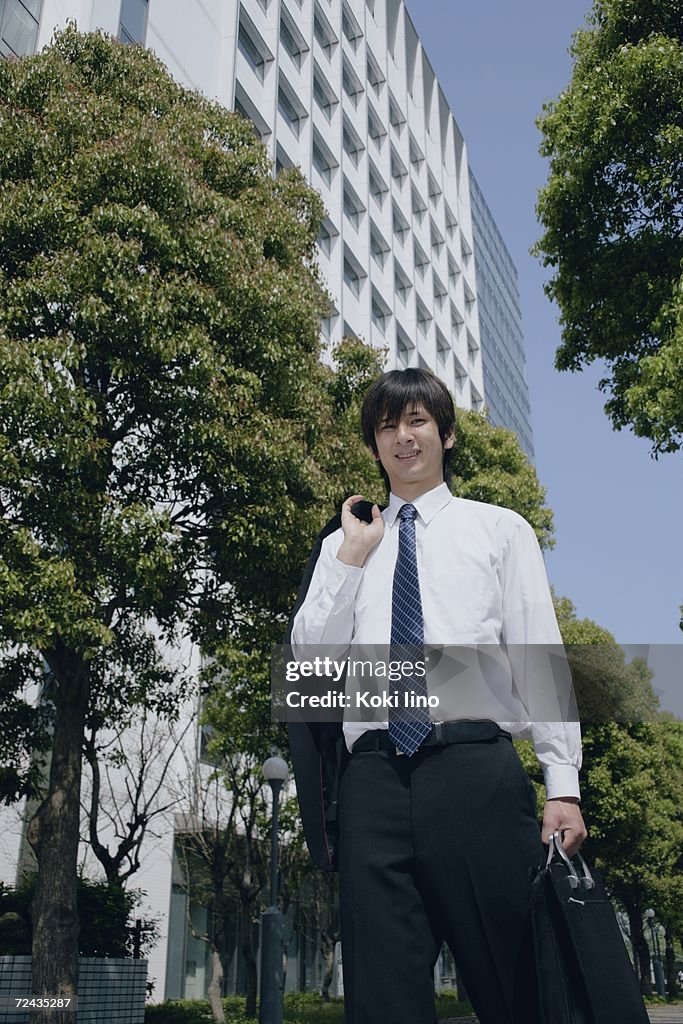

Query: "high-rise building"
(0, 0), (535, 1001)
(28, 0), (488, 409)
(469, 169), (535, 459)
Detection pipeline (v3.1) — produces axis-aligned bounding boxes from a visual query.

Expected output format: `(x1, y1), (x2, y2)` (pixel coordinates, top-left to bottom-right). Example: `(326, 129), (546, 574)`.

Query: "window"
(275, 145), (293, 175)
(312, 132), (338, 185)
(448, 252), (461, 289)
(372, 288), (391, 334)
(416, 297), (432, 337)
(342, 56), (363, 108)
(343, 117), (364, 167)
(445, 202), (458, 239)
(1, 0), (41, 56)
(471, 383), (483, 412)
(317, 218), (338, 257)
(391, 146), (408, 188)
(119, 0), (148, 46)
(467, 329), (480, 358)
(460, 231), (473, 268)
(453, 353), (467, 392)
(234, 83), (271, 141)
(396, 324), (414, 368)
(409, 133), (424, 169)
(451, 301), (464, 336)
(314, 2), (338, 57)
(392, 202), (409, 244)
(313, 62), (338, 120)
(464, 281), (475, 312)
(366, 47), (385, 95)
(394, 260), (412, 304)
(343, 178), (366, 229)
(431, 218), (445, 255)
(278, 74), (307, 137)
(368, 104), (386, 148)
(320, 303), (338, 341)
(341, 1), (362, 50)
(369, 161), (388, 207)
(436, 328), (449, 366)
(389, 93), (406, 135)
(343, 247), (366, 297)
(238, 11), (273, 81)
(433, 272), (447, 309)
(370, 223), (390, 269)
(413, 239), (429, 278)
(428, 172), (442, 206)
(280, 6), (308, 69)
(411, 185), (427, 223)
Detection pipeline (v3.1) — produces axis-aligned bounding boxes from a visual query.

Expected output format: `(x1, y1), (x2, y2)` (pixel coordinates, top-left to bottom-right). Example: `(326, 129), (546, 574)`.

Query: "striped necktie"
(388, 503), (431, 755)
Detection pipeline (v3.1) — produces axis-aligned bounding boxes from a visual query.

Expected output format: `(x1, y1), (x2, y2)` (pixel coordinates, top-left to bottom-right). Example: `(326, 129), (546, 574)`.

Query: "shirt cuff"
(330, 553), (364, 597)
(543, 764), (581, 801)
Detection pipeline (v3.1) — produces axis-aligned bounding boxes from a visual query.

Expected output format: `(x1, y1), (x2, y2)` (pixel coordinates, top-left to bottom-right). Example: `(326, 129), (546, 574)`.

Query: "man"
(290, 368), (586, 1024)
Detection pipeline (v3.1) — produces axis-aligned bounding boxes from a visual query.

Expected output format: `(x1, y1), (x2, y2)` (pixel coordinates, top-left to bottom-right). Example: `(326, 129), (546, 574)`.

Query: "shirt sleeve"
(290, 530), (364, 654)
(500, 515), (583, 801)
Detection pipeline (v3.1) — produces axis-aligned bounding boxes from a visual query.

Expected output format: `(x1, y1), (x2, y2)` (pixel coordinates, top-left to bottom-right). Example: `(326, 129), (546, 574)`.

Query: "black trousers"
(337, 732), (544, 1024)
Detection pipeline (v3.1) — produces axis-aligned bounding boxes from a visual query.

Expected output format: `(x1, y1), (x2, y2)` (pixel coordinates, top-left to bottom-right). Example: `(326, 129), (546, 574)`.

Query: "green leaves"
(450, 409), (555, 549)
(535, 1), (683, 452)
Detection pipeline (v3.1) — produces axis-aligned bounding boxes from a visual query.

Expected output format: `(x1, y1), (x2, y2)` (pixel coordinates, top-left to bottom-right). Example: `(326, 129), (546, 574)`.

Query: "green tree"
(580, 720), (683, 994)
(0, 26), (334, 1017)
(450, 410), (554, 549)
(553, 595), (661, 723)
(534, 0), (683, 454)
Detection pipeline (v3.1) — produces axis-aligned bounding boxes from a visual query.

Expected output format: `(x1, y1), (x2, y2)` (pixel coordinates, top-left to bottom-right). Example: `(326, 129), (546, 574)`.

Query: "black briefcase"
(529, 833), (650, 1024)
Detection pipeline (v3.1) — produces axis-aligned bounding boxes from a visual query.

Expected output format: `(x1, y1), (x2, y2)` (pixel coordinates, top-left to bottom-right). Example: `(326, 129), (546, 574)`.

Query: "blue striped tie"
(388, 503), (431, 755)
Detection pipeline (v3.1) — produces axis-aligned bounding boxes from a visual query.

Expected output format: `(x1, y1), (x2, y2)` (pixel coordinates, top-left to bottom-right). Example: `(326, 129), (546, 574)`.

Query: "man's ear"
(443, 431), (455, 450)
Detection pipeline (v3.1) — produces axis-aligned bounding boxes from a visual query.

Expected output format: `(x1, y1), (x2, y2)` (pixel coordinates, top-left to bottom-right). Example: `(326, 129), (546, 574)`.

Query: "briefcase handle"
(546, 831), (595, 891)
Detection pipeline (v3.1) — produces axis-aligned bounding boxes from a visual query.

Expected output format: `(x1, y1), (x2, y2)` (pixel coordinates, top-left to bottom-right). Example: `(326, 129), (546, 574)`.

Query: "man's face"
(374, 405), (454, 499)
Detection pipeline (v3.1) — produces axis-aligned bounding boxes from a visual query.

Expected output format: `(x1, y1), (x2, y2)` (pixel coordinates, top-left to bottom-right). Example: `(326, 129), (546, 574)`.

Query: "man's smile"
(396, 449), (421, 460)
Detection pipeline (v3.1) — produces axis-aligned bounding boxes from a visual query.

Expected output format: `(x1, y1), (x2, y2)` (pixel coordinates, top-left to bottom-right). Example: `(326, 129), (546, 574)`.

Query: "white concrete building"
(0, 0), (530, 1003)
(22, 0), (486, 406)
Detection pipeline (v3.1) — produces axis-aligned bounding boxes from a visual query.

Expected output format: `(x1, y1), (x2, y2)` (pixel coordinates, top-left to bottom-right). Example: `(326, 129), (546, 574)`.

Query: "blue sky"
(404, 0), (683, 715)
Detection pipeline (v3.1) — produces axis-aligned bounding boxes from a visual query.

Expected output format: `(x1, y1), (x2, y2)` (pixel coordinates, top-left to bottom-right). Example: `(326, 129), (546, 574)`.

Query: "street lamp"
(645, 908), (666, 996)
(259, 756), (289, 1024)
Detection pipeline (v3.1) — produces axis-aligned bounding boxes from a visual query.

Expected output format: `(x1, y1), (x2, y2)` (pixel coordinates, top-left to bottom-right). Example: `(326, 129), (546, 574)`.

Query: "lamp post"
(645, 908), (666, 996)
(259, 756), (289, 1024)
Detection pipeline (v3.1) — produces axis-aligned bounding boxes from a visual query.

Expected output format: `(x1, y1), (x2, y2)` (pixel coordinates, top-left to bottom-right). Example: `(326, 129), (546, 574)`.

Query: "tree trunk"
(320, 943), (334, 1002)
(241, 908), (258, 1020)
(207, 873), (226, 1023)
(664, 927), (677, 999)
(625, 900), (652, 996)
(26, 655), (90, 1024)
(207, 948), (225, 1024)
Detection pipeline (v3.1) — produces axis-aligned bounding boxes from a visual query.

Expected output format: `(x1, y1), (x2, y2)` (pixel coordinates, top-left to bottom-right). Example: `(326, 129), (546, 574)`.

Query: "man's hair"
(360, 368), (456, 489)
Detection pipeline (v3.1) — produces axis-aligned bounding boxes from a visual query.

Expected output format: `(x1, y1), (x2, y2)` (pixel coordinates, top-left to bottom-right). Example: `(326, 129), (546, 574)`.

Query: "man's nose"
(396, 422), (414, 442)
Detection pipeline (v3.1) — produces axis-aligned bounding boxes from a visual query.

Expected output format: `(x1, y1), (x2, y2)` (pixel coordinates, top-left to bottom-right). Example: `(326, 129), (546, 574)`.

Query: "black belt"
(352, 720), (510, 754)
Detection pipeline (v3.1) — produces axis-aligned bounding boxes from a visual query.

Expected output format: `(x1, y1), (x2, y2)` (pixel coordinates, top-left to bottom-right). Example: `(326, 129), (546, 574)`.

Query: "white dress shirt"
(291, 482), (582, 799)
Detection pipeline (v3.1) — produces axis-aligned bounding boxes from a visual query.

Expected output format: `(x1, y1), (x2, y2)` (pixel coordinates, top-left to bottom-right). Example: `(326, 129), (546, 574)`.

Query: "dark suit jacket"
(286, 501), (379, 871)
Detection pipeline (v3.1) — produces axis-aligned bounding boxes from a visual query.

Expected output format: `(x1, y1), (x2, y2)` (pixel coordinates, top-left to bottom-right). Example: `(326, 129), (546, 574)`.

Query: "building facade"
(1, 0), (535, 1002)
(469, 169), (535, 459)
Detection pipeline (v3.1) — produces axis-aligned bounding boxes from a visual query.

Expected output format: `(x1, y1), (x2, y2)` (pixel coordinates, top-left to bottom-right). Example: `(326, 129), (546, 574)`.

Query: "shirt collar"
(385, 482), (452, 527)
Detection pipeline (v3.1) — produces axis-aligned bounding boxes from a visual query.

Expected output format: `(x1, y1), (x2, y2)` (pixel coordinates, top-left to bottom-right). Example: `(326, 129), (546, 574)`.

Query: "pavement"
(646, 1007), (683, 1023)
(439, 1008), (683, 1024)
